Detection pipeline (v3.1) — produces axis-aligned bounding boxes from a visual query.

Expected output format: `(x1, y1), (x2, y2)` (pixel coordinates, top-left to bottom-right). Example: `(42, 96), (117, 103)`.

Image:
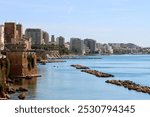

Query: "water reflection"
(10, 55), (150, 100)
(10, 78), (37, 100)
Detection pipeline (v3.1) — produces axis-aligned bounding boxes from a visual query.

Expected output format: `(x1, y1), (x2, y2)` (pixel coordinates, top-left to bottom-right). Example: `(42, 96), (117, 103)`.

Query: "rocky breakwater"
(81, 69), (114, 78)
(71, 64), (89, 69)
(106, 80), (150, 94)
(71, 64), (114, 78)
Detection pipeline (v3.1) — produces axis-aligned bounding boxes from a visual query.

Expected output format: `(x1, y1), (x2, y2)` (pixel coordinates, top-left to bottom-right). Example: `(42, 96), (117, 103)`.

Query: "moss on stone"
(27, 53), (35, 71)
(6, 59), (10, 77)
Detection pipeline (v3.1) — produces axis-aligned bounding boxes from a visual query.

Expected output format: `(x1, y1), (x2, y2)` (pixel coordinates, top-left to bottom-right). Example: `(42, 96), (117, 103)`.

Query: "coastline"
(1, 54), (150, 100)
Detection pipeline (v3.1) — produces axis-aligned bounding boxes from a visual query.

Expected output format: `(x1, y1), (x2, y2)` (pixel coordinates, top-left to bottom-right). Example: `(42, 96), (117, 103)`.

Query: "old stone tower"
(6, 51), (37, 78)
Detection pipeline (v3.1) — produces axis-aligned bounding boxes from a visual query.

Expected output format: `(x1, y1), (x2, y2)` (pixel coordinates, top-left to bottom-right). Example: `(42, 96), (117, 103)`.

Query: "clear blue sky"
(0, 0), (150, 47)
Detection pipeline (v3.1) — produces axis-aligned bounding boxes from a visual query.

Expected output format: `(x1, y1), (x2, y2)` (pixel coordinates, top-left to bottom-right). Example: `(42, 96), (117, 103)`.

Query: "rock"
(16, 89), (19, 92)
(7, 88), (16, 94)
(5, 94), (10, 99)
(0, 84), (4, 92)
(0, 91), (10, 99)
(6, 85), (16, 94)
(17, 87), (28, 92)
(105, 80), (110, 83)
(18, 93), (26, 100)
(6, 79), (14, 83)
(136, 88), (142, 92)
(82, 69), (114, 78)
(0, 91), (6, 98)
(71, 64), (89, 69)
(106, 80), (150, 95)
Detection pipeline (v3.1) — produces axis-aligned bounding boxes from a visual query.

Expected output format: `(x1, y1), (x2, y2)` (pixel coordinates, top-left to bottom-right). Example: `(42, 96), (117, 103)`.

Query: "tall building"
(16, 24), (23, 39)
(56, 36), (65, 46)
(49, 35), (56, 45)
(43, 31), (49, 45)
(0, 25), (4, 50)
(25, 28), (43, 45)
(3, 22), (31, 50)
(4, 22), (17, 43)
(51, 35), (55, 42)
(70, 38), (85, 55)
(84, 39), (96, 53)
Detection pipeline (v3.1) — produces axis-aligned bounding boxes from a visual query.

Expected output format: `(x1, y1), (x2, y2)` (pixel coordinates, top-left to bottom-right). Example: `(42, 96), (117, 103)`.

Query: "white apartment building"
(0, 25), (4, 50)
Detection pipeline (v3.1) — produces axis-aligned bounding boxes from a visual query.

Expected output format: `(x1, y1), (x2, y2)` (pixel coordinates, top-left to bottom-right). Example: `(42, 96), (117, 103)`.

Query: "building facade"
(25, 28), (43, 45)
(56, 36), (65, 46)
(70, 38), (85, 55)
(84, 39), (96, 53)
(51, 35), (55, 42)
(49, 35), (56, 45)
(43, 31), (49, 45)
(16, 24), (23, 39)
(4, 22), (23, 44)
(0, 25), (4, 50)
(4, 22), (17, 44)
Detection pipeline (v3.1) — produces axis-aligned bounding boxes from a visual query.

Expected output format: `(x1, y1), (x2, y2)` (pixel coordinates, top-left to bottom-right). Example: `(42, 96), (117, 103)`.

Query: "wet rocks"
(7, 87), (16, 94)
(16, 87), (28, 92)
(0, 91), (10, 100)
(71, 64), (89, 69)
(18, 93), (26, 100)
(6, 79), (14, 84)
(0, 84), (10, 100)
(106, 80), (150, 94)
(81, 70), (114, 78)
(0, 92), (7, 99)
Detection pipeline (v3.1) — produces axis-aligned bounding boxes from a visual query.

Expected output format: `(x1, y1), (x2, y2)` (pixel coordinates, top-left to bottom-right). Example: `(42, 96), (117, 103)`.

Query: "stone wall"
(6, 51), (37, 78)
(0, 58), (8, 84)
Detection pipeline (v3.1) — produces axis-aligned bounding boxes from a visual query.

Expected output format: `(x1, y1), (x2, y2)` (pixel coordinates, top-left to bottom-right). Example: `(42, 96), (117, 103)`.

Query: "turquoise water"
(12, 55), (150, 100)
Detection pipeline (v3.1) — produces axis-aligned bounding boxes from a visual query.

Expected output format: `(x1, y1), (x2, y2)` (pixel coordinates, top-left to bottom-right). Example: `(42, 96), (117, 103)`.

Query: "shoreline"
(1, 55), (150, 100)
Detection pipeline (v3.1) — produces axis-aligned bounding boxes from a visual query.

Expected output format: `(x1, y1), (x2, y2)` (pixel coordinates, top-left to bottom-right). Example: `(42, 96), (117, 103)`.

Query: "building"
(64, 42), (70, 50)
(96, 43), (103, 52)
(16, 24), (23, 39)
(56, 36), (65, 46)
(1, 22), (38, 79)
(3, 22), (31, 50)
(25, 28), (43, 45)
(49, 35), (56, 45)
(4, 22), (17, 43)
(0, 25), (4, 50)
(84, 39), (96, 53)
(43, 31), (49, 45)
(103, 44), (113, 54)
(4, 22), (23, 44)
(70, 38), (85, 55)
(5, 36), (31, 51)
(51, 35), (55, 42)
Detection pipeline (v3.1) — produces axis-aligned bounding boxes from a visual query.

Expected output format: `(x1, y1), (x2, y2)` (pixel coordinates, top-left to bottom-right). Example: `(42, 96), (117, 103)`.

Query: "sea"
(11, 55), (150, 100)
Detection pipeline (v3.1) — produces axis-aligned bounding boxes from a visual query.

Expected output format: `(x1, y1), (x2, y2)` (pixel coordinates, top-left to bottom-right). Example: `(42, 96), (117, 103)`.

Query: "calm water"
(11, 55), (150, 100)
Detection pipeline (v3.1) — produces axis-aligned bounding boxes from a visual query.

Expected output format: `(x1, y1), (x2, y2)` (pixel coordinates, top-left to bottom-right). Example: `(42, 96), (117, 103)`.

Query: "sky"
(0, 0), (150, 47)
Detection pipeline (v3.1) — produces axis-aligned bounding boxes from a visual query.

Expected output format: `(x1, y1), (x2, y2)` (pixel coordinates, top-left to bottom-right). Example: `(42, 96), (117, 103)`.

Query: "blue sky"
(0, 0), (150, 47)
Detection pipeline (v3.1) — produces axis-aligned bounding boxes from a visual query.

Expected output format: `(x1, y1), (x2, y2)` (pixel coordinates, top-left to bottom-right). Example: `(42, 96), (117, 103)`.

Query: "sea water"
(11, 55), (150, 100)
